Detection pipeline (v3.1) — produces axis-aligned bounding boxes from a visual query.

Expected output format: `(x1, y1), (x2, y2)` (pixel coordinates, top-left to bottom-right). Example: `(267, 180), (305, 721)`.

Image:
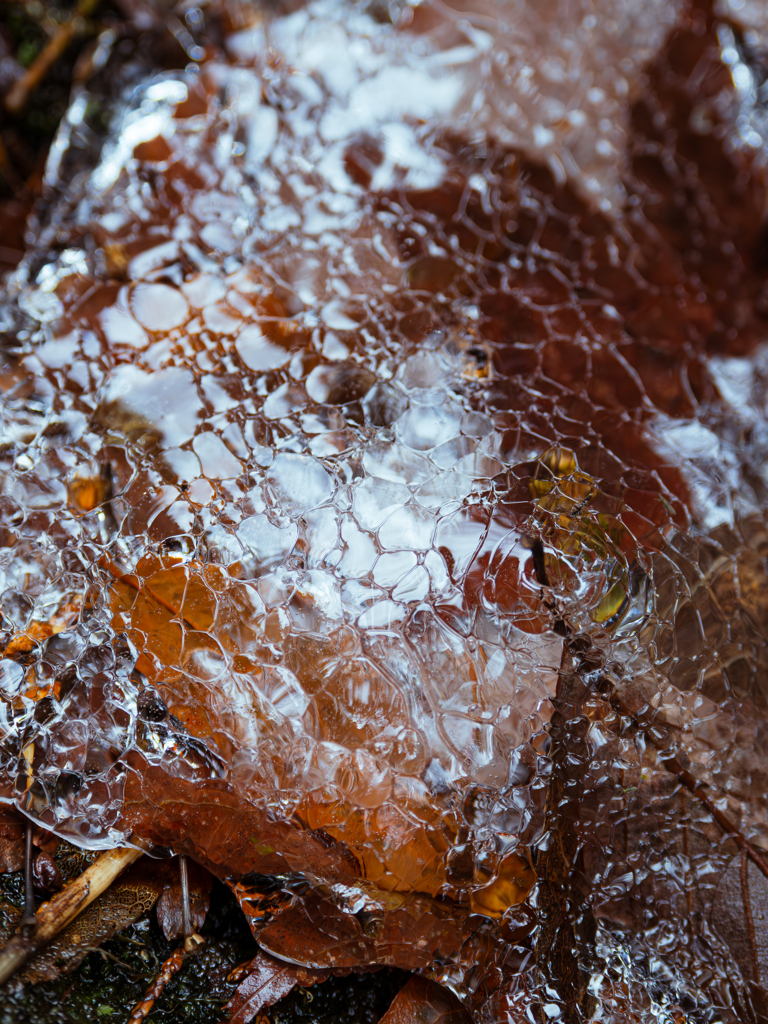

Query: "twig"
(533, 551), (768, 886)
(4, 0), (100, 116)
(21, 822), (35, 933)
(179, 854), (191, 939)
(661, 755), (768, 881)
(0, 845), (142, 986)
(21, 744), (35, 932)
(534, 643), (596, 1024)
(531, 548), (595, 1023)
(127, 933), (205, 1023)
(4, 23), (77, 116)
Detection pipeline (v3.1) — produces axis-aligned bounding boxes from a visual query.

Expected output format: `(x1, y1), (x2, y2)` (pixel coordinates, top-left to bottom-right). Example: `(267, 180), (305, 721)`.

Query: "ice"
(130, 283), (189, 331)
(3, 0), (768, 1019)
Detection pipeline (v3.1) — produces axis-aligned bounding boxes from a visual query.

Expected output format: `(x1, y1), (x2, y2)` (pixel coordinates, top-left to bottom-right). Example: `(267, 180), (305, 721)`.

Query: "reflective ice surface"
(3, 0), (768, 1019)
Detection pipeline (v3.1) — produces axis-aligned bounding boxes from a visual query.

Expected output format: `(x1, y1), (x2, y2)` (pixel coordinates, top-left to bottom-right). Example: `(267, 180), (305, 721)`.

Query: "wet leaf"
(155, 859), (213, 941)
(377, 976), (470, 1024)
(0, 807), (25, 874)
(220, 951), (331, 1024)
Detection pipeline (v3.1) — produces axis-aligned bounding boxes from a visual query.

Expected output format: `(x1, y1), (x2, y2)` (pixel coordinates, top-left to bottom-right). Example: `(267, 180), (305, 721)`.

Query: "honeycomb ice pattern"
(2, 0), (768, 1020)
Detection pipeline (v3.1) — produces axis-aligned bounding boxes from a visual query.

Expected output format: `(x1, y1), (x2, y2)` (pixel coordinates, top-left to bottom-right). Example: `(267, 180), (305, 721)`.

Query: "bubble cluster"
(2, 0), (768, 1019)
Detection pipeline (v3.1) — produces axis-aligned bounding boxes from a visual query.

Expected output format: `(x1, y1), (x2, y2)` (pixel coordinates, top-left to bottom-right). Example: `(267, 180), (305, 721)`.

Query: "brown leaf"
(220, 951), (330, 1024)
(253, 885), (495, 988)
(711, 848), (768, 1016)
(0, 807), (25, 874)
(108, 555), (537, 914)
(121, 754), (362, 885)
(21, 857), (175, 984)
(155, 859), (213, 941)
(378, 976), (470, 1024)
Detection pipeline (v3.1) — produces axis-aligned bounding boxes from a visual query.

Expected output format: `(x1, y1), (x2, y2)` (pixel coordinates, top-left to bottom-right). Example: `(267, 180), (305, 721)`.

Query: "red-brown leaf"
(378, 977), (470, 1024)
(155, 859), (214, 941)
(0, 806), (25, 874)
(220, 951), (330, 1024)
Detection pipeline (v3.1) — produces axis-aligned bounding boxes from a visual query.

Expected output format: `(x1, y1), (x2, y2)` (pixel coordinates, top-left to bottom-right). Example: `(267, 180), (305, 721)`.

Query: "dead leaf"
(121, 755), (362, 884)
(21, 856), (175, 984)
(0, 807), (25, 874)
(2, 597), (82, 660)
(156, 859), (213, 941)
(377, 976), (471, 1024)
(220, 951), (331, 1024)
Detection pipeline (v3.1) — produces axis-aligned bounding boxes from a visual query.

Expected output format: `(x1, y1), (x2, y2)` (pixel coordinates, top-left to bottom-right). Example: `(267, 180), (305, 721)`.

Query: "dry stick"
(126, 939), (206, 1024)
(4, 22), (76, 115)
(179, 854), (192, 939)
(0, 846), (142, 986)
(530, 542), (596, 1023)
(4, 0), (101, 115)
(126, 853), (206, 1022)
(535, 645), (597, 1024)
(21, 743), (36, 932)
(127, 946), (187, 1024)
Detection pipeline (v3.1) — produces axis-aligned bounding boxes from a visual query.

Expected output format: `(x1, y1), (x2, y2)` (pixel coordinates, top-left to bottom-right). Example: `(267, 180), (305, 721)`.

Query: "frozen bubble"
(373, 551), (418, 588)
(130, 283), (189, 331)
(266, 454), (335, 516)
(193, 432), (242, 479)
(341, 579), (386, 618)
(236, 326), (292, 372)
(181, 274), (228, 308)
(363, 383), (408, 427)
(263, 383), (307, 419)
(431, 436), (477, 471)
(304, 507), (341, 568)
(190, 190), (245, 226)
(378, 504), (435, 552)
(400, 351), (448, 390)
(352, 477), (411, 531)
(203, 302), (243, 335)
(357, 599), (406, 630)
(306, 363), (376, 405)
(337, 515), (377, 577)
(362, 441), (434, 487)
(460, 412), (494, 438)
(99, 305), (149, 348)
(396, 405), (462, 451)
(37, 330), (85, 369)
(290, 570), (343, 626)
(237, 513), (298, 567)
(98, 365), (203, 447)
(0, 659), (24, 698)
(18, 288), (63, 322)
